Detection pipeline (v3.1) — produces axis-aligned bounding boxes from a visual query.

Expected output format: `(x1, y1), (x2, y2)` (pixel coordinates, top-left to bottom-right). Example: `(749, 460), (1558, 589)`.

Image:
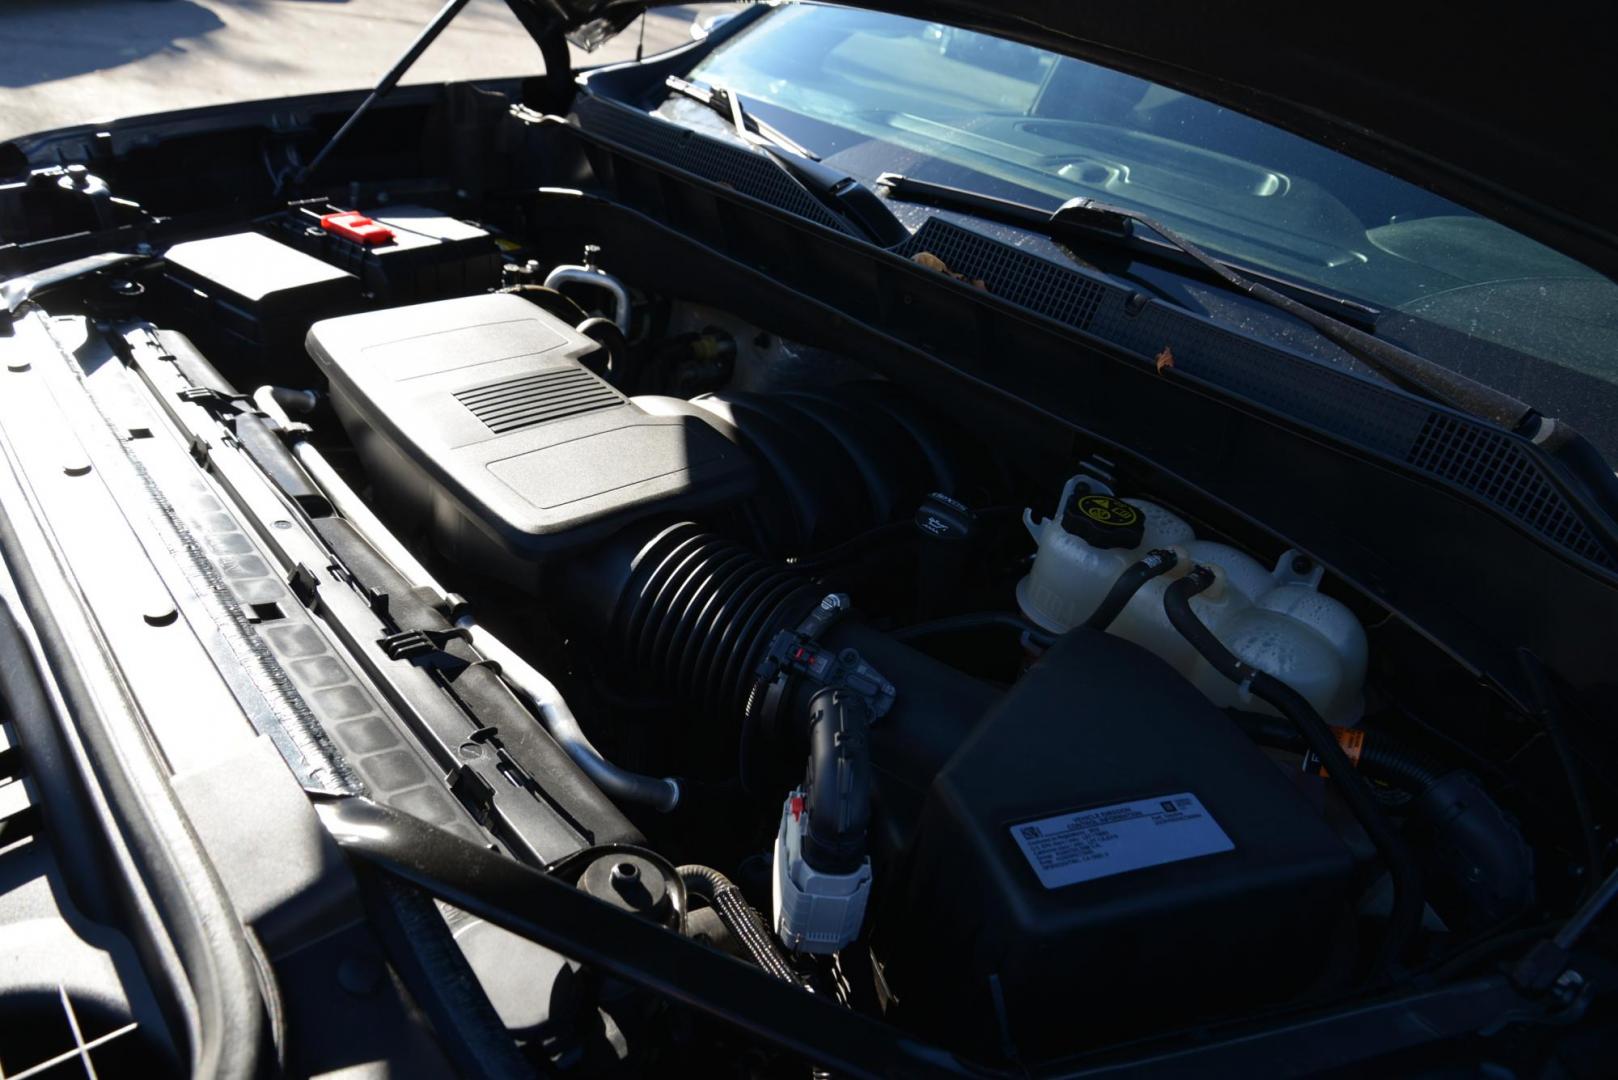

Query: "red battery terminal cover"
(320, 211), (396, 247)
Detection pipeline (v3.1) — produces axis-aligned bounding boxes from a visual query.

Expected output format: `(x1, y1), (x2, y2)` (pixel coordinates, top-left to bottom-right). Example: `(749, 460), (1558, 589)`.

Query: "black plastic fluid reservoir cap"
(579, 853), (670, 922)
(915, 491), (975, 542)
(1062, 491), (1145, 549)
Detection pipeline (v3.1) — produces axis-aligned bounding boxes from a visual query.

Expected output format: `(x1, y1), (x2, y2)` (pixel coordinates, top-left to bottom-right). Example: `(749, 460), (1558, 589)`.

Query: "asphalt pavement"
(0, 0), (708, 141)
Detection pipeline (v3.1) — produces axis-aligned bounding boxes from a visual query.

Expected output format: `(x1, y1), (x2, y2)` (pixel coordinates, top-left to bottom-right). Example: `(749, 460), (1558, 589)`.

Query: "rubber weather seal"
(85, 323), (362, 794)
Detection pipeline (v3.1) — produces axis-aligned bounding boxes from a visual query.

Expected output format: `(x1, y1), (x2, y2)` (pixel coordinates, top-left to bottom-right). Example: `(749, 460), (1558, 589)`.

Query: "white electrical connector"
(771, 789), (872, 955)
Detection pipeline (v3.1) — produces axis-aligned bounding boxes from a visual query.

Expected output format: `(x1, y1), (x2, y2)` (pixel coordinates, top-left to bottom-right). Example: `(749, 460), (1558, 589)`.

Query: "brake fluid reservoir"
(1017, 477), (1367, 724)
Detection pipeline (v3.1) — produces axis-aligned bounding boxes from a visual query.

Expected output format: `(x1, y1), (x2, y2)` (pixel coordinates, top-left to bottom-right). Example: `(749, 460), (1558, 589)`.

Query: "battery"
(158, 231), (360, 380)
(276, 204), (501, 303)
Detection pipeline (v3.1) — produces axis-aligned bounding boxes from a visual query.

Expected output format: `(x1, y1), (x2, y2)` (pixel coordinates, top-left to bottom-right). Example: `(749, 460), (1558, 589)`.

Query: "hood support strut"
(279, 0), (473, 194)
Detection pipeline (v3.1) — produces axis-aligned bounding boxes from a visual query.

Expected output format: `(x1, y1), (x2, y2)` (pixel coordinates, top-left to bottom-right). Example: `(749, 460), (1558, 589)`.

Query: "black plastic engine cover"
(307, 293), (754, 584)
(885, 629), (1353, 1060)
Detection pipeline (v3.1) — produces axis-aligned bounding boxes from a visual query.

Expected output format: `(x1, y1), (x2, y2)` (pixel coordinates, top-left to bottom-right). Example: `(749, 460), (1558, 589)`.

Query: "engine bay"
(3, 174), (1611, 1075)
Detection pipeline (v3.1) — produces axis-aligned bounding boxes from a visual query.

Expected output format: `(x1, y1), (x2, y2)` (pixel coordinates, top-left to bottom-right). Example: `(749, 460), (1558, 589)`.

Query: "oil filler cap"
(1062, 491), (1144, 549)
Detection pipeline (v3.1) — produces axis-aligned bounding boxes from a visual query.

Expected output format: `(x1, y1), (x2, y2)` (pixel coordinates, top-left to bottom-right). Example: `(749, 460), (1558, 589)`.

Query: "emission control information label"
(1010, 793), (1233, 888)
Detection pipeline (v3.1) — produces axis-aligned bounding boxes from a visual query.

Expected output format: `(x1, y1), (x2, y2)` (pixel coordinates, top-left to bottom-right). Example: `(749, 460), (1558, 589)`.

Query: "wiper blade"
(877, 175), (1378, 327)
(664, 74), (817, 160)
(877, 172), (1535, 431)
(663, 76), (905, 247)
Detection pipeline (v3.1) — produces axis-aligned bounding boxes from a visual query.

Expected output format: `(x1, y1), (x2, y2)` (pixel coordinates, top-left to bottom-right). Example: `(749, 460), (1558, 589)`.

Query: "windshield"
(668, 3), (1618, 460)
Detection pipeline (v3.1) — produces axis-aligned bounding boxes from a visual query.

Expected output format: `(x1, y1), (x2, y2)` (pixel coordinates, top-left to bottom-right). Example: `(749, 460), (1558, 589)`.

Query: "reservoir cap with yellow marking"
(1061, 490), (1145, 550)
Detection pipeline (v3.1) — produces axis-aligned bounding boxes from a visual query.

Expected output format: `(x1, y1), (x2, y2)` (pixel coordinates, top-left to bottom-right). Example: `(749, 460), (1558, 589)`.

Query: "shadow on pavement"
(0, 0), (226, 88)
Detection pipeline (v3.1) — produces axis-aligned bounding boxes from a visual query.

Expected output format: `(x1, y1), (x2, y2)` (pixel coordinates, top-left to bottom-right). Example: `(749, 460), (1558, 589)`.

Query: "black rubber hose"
(576, 316), (638, 392)
(1083, 548), (1179, 631)
(1416, 770), (1536, 929)
(1232, 711), (1533, 930)
(802, 688), (872, 875)
(565, 522), (821, 718)
(564, 521), (1000, 802)
(1364, 740), (1446, 791)
(1164, 568), (1423, 977)
(678, 865), (806, 987)
(891, 610), (1055, 647)
(1231, 712), (1448, 792)
(501, 283), (590, 324)
(268, 385), (321, 417)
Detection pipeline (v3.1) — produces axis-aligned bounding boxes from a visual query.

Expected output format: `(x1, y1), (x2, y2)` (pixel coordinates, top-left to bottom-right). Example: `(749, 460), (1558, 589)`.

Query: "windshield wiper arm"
(664, 75), (817, 160)
(663, 76), (905, 247)
(877, 172), (1535, 431)
(876, 174), (1378, 327)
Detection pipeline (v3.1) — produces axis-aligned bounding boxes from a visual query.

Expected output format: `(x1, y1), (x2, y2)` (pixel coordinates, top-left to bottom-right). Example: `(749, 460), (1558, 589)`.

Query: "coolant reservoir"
(1016, 475), (1196, 632)
(1017, 476), (1367, 724)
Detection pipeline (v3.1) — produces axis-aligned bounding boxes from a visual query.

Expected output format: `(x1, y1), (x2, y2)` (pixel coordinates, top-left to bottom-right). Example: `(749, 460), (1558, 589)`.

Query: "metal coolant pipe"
(451, 618), (681, 813)
(542, 256), (632, 336)
(252, 387), (681, 812)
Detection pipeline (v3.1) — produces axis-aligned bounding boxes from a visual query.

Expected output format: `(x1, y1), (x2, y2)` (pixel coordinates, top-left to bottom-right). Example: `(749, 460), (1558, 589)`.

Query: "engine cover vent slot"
(455, 368), (624, 435)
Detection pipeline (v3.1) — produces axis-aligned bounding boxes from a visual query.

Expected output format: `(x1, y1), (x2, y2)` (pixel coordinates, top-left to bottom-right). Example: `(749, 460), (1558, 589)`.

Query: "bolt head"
(1552, 969), (1586, 1005)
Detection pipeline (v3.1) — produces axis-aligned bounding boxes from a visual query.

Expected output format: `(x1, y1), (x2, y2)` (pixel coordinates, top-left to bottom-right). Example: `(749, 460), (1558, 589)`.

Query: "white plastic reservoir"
(1016, 476), (1368, 725)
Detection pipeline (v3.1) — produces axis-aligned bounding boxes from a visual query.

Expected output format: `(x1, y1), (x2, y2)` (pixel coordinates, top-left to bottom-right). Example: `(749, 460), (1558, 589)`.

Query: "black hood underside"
(518, 0), (1618, 281)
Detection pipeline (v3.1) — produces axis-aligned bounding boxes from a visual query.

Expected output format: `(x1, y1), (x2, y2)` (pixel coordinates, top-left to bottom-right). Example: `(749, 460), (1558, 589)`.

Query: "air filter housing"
(307, 293), (754, 583)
